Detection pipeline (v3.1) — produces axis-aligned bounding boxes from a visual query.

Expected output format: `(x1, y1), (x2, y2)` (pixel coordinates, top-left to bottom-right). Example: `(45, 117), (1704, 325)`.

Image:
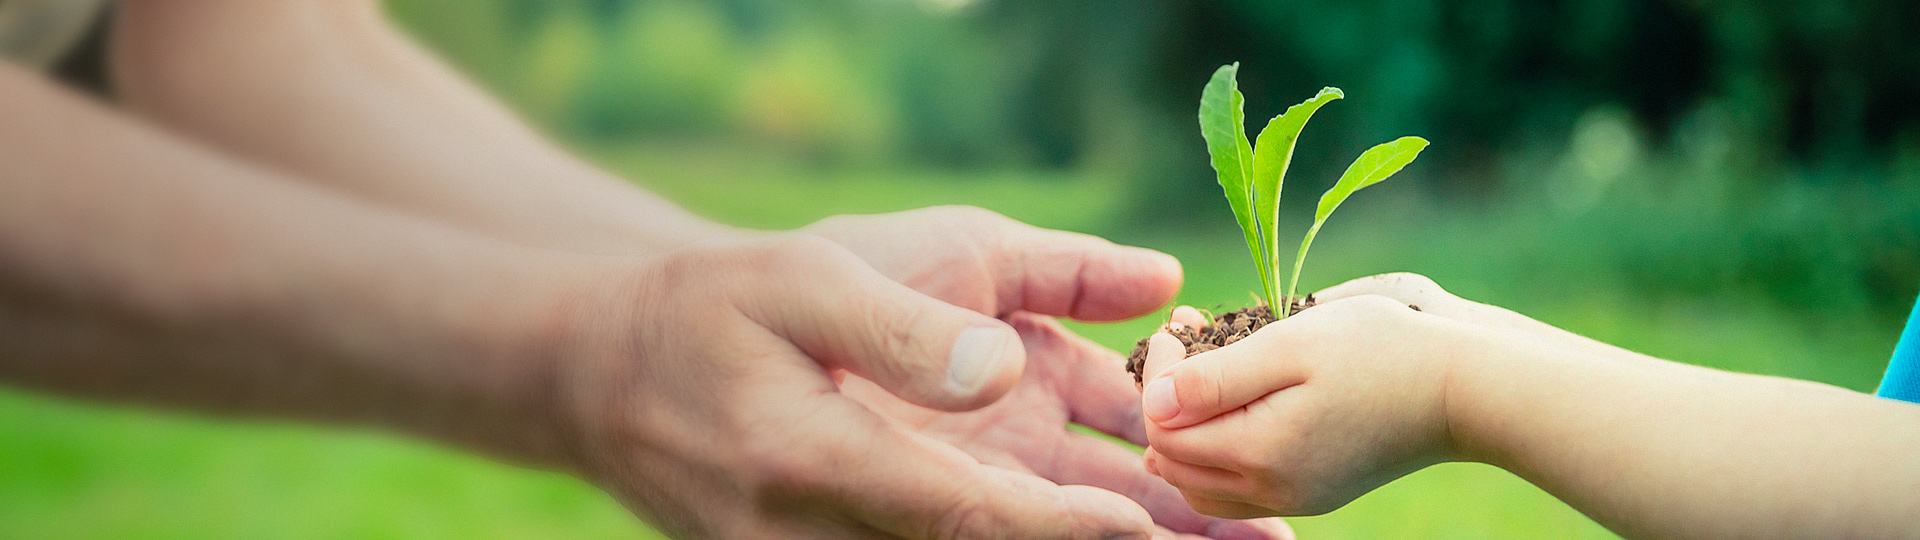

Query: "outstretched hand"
(840, 314), (1294, 540)
(557, 234), (1160, 539)
(809, 207), (1293, 539)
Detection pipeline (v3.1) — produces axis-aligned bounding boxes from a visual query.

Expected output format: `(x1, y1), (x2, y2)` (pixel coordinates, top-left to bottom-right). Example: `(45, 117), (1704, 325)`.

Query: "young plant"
(1198, 62), (1428, 317)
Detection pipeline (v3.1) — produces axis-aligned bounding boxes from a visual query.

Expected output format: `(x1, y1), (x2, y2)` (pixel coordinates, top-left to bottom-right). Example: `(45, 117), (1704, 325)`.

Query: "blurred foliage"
(383, 0), (1920, 318)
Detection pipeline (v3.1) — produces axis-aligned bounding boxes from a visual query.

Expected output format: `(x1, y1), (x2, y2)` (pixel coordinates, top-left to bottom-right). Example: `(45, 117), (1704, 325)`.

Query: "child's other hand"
(1138, 278), (1493, 517)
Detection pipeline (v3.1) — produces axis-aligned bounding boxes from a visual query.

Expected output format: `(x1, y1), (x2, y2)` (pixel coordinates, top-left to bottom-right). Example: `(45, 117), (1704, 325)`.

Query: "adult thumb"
(738, 236), (1026, 411)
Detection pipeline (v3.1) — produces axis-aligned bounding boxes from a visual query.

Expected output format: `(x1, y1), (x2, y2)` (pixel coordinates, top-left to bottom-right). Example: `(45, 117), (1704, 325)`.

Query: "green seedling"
(1198, 62), (1428, 317)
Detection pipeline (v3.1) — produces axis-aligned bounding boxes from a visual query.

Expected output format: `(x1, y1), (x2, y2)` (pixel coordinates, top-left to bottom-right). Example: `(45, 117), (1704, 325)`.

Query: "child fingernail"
(1143, 377), (1180, 422)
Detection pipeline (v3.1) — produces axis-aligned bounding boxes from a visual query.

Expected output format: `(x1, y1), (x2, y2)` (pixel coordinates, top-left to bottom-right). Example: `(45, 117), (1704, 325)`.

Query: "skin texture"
(1138, 273), (1920, 539)
(4, 0), (1295, 538)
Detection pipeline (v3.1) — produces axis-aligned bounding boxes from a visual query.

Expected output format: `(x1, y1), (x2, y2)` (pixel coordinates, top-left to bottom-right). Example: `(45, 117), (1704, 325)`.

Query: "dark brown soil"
(1125, 294), (1423, 386)
(1124, 295), (1316, 387)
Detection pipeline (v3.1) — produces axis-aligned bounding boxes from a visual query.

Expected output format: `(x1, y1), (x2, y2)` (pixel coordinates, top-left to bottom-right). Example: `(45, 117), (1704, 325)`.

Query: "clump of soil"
(1124, 295), (1317, 387)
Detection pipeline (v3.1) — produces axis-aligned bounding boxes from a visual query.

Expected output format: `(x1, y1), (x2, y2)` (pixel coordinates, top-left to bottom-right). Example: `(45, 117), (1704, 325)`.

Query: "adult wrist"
(361, 245), (609, 471)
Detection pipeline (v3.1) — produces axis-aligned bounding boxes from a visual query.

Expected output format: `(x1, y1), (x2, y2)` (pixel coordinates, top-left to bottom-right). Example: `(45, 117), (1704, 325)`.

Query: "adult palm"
(839, 315), (1292, 540)
(809, 207), (1293, 540)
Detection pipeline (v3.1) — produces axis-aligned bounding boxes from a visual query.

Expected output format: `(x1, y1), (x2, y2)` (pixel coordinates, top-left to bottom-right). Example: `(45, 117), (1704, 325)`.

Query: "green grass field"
(0, 146), (1903, 539)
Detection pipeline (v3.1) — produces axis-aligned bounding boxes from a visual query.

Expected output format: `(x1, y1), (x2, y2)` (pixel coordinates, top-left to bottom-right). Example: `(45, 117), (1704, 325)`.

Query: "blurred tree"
(384, 0), (1920, 314)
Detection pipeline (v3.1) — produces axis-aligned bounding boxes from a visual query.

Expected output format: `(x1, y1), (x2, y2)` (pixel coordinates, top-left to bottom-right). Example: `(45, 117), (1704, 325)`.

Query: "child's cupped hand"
(1137, 273), (1508, 518)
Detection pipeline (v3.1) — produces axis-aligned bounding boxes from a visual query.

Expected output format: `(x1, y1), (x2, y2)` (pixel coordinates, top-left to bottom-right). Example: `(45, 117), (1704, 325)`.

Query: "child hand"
(1138, 287), (1492, 517)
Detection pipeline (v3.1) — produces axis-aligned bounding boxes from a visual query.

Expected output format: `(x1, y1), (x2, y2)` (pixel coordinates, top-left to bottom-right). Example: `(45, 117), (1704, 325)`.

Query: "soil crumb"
(1125, 295), (1315, 387)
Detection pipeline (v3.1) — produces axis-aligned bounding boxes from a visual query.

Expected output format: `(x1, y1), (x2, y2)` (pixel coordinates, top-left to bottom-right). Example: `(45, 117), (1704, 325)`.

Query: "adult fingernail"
(948, 324), (1018, 394)
(1142, 376), (1180, 422)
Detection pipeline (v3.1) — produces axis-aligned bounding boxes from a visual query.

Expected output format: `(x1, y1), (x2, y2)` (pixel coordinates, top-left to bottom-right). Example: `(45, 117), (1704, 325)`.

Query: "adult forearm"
(0, 63), (575, 466)
(111, 0), (735, 255)
(1449, 332), (1920, 539)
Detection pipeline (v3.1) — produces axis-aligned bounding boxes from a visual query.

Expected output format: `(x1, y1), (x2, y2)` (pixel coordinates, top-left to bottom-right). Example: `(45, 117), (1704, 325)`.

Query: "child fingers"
(1315, 273), (1484, 324)
(1148, 455), (1253, 504)
(1140, 331), (1199, 433)
(1140, 331), (1190, 384)
(1169, 305), (1207, 329)
(1142, 330), (1307, 429)
(1314, 272), (1452, 306)
(1180, 491), (1277, 520)
(1145, 406), (1267, 470)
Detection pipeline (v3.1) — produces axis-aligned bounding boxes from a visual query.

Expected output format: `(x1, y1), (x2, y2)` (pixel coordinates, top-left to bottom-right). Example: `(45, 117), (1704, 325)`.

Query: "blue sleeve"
(1876, 294), (1920, 403)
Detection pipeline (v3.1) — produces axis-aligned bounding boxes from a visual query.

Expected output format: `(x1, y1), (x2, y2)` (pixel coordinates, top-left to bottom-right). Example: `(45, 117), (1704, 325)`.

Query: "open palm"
(838, 313), (1291, 540)
(809, 207), (1291, 539)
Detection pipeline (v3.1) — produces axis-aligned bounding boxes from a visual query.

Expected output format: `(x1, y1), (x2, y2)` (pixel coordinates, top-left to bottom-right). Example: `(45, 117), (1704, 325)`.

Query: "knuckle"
(1370, 272), (1455, 305)
(928, 205), (1018, 248)
(725, 233), (868, 285)
(869, 305), (931, 371)
(1376, 272), (1439, 290)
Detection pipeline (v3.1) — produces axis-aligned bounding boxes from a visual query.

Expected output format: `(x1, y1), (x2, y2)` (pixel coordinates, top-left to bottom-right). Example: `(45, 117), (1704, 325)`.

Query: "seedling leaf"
(1315, 136), (1428, 222)
(1251, 87), (1343, 307)
(1284, 136), (1429, 304)
(1192, 66), (1428, 316)
(1198, 63), (1271, 301)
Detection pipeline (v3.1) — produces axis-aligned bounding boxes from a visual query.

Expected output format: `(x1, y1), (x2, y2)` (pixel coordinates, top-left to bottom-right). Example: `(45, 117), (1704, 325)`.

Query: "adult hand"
(807, 207), (1293, 539)
(803, 205), (1183, 322)
(553, 234), (1156, 539)
(840, 314), (1295, 540)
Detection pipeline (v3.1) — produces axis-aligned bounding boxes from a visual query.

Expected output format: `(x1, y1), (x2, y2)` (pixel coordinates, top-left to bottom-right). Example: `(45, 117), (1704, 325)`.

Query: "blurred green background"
(4, 0), (1918, 538)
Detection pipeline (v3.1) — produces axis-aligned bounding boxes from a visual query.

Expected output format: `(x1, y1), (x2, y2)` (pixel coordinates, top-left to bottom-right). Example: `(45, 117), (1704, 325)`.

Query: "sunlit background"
(4, 0), (1918, 538)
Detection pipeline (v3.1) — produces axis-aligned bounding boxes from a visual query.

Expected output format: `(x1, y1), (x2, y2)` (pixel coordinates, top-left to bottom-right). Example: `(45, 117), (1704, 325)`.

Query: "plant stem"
(1282, 220), (1325, 318)
(1250, 220), (1276, 309)
(1267, 220), (1283, 310)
